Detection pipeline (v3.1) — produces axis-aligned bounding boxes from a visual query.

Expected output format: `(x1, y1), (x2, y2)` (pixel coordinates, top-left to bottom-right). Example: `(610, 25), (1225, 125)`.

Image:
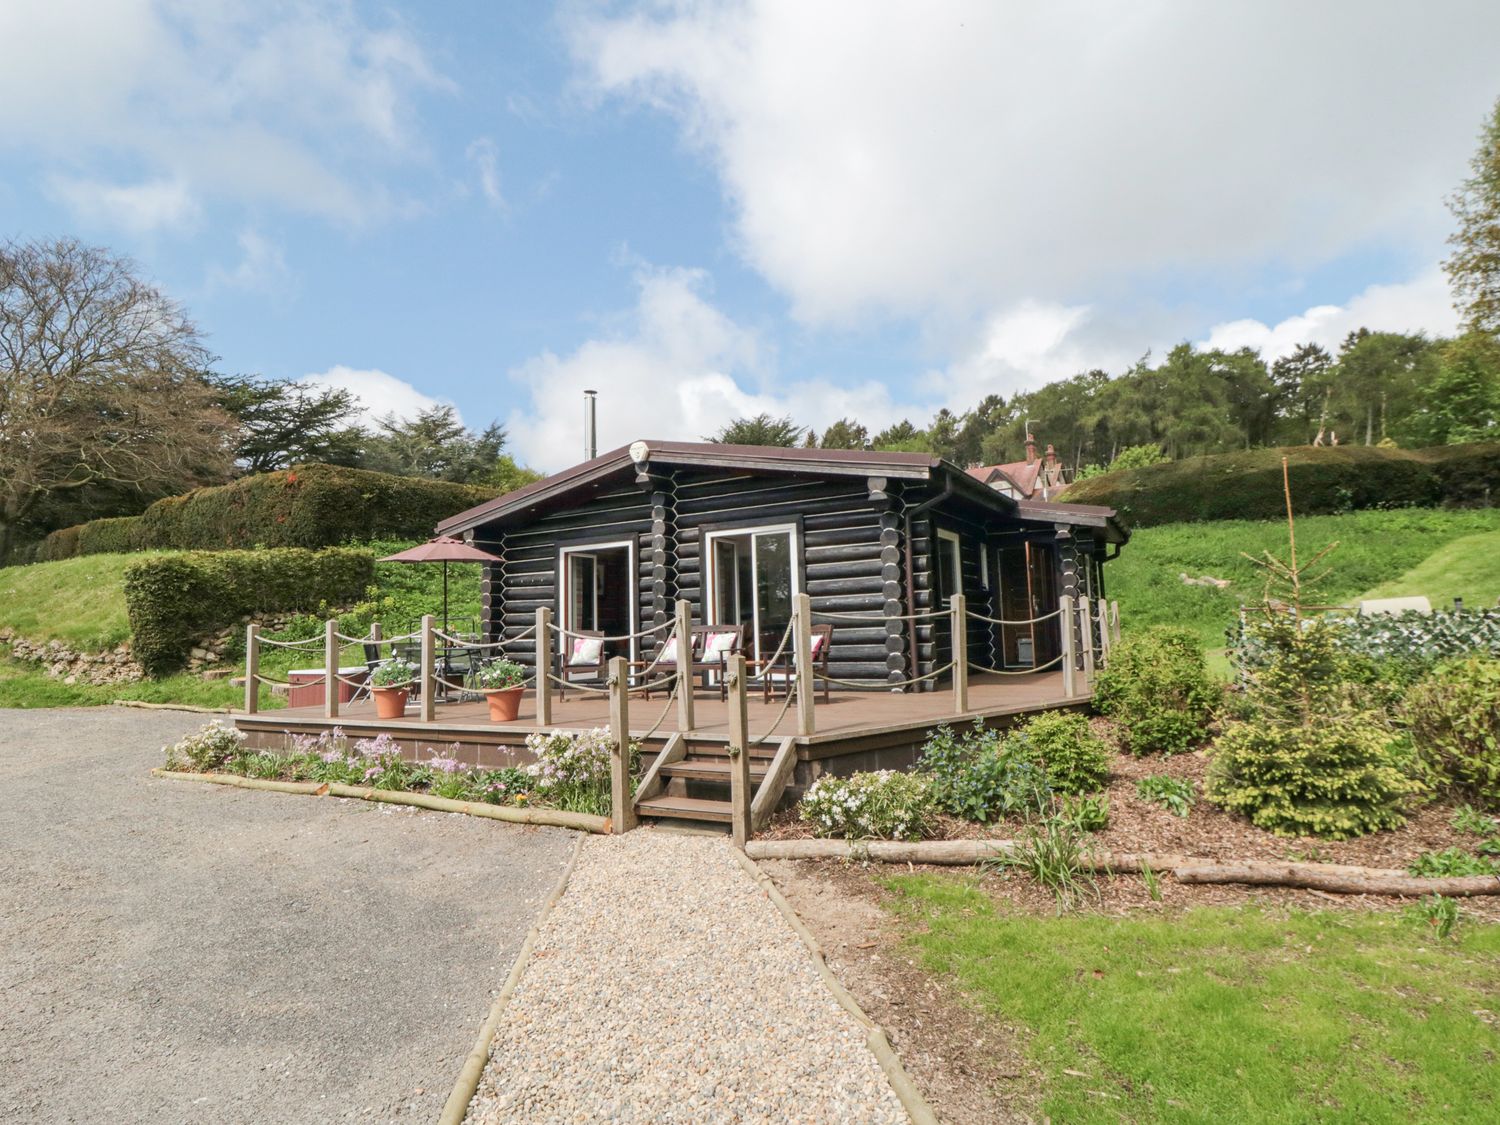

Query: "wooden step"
(635, 794), (733, 823)
(675, 742), (780, 760)
(660, 758), (769, 783)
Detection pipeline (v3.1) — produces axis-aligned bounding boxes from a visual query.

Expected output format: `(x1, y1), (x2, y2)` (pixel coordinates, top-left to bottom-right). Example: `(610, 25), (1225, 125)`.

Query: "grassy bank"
(0, 552), (164, 649)
(886, 875), (1500, 1123)
(0, 658), (270, 710)
(1108, 507), (1500, 651)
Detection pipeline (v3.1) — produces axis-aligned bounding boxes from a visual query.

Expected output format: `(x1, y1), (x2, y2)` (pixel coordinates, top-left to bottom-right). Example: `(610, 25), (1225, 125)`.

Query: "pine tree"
(1445, 95), (1500, 335)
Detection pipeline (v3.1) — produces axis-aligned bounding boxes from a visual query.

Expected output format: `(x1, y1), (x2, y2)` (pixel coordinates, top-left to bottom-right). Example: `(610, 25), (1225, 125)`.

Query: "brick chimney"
(1024, 433), (1037, 464)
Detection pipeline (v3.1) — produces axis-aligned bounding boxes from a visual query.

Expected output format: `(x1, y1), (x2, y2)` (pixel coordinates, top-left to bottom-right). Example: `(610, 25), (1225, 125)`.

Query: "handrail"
(256, 636), (325, 650)
(810, 608), (949, 623)
(964, 608), (1062, 627)
(814, 660), (956, 690)
(967, 653), (1065, 676)
(549, 618), (674, 644)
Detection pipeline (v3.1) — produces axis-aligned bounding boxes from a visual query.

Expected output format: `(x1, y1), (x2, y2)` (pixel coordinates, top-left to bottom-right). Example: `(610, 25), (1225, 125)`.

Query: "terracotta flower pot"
(486, 686), (524, 722)
(372, 687), (409, 719)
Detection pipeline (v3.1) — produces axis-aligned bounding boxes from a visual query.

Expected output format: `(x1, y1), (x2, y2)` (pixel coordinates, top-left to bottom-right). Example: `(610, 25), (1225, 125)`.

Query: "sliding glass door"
(706, 525), (798, 661)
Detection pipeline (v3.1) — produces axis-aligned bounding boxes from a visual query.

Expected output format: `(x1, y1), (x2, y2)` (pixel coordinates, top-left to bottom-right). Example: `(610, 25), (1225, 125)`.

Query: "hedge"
(123, 547), (375, 673)
(8, 464), (499, 565)
(1064, 442), (1500, 527)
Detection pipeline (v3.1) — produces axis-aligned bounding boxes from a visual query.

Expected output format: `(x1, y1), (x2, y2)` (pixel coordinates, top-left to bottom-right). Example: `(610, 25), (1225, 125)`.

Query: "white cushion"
(569, 636), (604, 666)
(703, 631), (738, 661)
(657, 635), (681, 665)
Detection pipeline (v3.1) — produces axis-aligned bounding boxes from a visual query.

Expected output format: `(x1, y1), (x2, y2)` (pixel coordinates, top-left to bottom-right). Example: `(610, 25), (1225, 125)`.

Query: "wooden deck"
(234, 671), (1084, 770)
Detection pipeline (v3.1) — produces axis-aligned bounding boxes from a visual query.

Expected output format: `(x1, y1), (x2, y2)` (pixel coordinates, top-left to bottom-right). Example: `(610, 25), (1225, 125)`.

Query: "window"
(936, 528), (962, 605)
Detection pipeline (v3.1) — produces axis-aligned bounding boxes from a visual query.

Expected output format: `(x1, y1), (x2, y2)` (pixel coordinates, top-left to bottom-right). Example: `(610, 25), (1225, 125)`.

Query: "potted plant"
(476, 659), (527, 721)
(369, 658), (417, 719)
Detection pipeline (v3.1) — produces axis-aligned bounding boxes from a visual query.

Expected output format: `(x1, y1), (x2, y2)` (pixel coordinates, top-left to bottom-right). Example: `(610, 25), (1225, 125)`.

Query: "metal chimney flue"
(583, 389), (598, 461)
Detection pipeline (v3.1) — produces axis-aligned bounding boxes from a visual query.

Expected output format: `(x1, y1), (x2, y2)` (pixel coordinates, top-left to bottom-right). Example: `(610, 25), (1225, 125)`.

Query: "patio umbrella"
(378, 535), (503, 635)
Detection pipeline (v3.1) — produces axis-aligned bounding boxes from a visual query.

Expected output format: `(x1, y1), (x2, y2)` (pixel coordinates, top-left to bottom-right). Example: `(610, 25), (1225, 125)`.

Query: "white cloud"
(0, 0), (449, 227)
(206, 229), (290, 293)
(505, 266), (905, 471)
(298, 366), (455, 426)
(466, 137), (505, 209)
(569, 2), (1500, 325)
(49, 175), (200, 233)
(1200, 268), (1459, 361)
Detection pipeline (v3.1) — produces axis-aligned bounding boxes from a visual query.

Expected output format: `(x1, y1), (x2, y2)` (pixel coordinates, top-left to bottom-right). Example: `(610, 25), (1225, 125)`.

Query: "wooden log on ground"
(1173, 862), (1500, 897)
(744, 839), (1500, 896)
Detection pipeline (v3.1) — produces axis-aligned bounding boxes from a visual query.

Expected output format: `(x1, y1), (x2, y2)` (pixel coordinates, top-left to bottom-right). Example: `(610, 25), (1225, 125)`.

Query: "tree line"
(712, 93), (1500, 473)
(0, 237), (537, 560)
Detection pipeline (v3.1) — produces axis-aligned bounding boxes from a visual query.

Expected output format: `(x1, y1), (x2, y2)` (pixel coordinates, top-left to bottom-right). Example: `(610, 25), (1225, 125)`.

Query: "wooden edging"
(114, 699), (232, 714)
(439, 832), (587, 1125)
(149, 770), (613, 834)
(744, 839), (1500, 898)
(730, 848), (939, 1125)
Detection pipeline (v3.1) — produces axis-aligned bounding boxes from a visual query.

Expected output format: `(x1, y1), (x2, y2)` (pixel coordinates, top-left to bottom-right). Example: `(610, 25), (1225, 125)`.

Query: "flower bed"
(162, 720), (639, 816)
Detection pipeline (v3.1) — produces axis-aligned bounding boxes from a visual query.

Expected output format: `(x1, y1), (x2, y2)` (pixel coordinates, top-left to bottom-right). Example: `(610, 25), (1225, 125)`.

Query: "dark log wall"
(469, 463), (1100, 691)
(672, 469), (897, 688)
(481, 483), (654, 676)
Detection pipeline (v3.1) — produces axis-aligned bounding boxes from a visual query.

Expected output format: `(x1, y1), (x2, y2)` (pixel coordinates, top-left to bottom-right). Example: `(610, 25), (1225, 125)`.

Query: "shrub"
(993, 804), (1099, 912)
(1205, 713), (1419, 839)
(163, 719), (246, 772)
(1407, 847), (1500, 877)
(1403, 657), (1500, 807)
(920, 723), (1050, 822)
(1095, 627), (1219, 755)
(799, 770), (936, 841)
(1408, 894), (1461, 939)
(523, 727), (636, 817)
(123, 547), (374, 673)
(1063, 443), (1500, 527)
(1135, 775), (1196, 817)
(1001, 711), (1111, 794)
(131, 463), (496, 552)
(76, 515), (143, 556)
(1451, 804), (1500, 837)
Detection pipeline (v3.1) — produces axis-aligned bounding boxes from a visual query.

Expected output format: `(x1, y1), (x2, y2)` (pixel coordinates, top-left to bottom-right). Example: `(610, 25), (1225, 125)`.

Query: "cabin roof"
(436, 439), (1126, 542)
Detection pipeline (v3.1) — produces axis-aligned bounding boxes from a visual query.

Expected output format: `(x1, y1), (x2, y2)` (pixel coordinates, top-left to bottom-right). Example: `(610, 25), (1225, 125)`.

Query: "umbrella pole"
(443, 561), (450, 636)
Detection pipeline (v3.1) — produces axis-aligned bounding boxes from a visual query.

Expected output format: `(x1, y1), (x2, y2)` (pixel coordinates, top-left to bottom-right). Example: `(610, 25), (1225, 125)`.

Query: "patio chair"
(349, 641), (389, 704)
(556, 630), (607, 698)
(635, 627), (699, 698)
(756, 623), (833, 704)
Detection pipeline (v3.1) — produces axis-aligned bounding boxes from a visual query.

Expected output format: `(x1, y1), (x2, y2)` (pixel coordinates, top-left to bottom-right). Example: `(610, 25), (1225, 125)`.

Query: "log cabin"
(435, 439), (1128, 689)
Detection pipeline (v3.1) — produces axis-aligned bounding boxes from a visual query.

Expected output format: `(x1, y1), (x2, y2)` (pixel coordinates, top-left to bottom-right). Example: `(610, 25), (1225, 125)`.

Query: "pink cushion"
(809, 633), (827, 657)
(569, 636), (603, 666)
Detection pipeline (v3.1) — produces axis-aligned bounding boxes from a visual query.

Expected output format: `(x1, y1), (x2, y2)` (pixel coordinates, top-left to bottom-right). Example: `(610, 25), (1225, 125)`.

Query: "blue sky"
(2, 1), (1498, 471)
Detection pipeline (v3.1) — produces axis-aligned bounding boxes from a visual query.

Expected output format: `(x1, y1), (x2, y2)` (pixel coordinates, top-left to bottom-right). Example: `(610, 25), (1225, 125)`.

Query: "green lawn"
(885, 875), (1500, 1124)
(0, 657), (278, 710)
(1108, 507), (1500, 651)
(0, 552), (166, 649)
(1359, 529), (1500, 607)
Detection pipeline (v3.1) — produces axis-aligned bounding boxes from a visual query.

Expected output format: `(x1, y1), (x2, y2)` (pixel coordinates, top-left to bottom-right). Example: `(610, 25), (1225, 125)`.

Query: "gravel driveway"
(0, 708), (575, 1124)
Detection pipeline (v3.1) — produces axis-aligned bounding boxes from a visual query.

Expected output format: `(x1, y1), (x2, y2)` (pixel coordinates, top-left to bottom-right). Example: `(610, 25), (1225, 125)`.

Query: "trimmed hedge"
(123, 547), (375, 673)
(1064, 443), (1500, 527)
(9, 464), (498, 565)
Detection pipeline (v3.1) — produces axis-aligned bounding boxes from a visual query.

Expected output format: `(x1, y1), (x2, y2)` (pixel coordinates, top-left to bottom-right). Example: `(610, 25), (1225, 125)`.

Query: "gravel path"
(0, 707), (575, 1124)
(466, 830), (908, 1124)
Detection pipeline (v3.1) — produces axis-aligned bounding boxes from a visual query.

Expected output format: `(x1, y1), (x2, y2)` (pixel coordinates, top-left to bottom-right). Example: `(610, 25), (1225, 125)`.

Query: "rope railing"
(432, 625), (536, 649)
(967, 653), (1065, 676)
(964, 607), (1063, 627)
(256, 635), (325, 650)
(548, 618), (674, 644)
(813, 660), (956, 691)
(750, 676), (796, 745)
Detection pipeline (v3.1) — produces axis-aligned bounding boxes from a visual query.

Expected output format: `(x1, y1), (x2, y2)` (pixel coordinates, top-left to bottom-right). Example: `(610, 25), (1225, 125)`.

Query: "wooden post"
(1079, 599), (1096, 686)
(1096, 597), (1111, 667)
(420, 613), (436, 723)
(726, 653), (752, 847)
(1110, 600), (1121, 645)
(324, 618), (339, 719)
(950, 593), (969, 714)
(535, 607), (553, 726)
(1060, 595), (1076, 698)
(244, 623), (260, 715)
(608, 656), (637, 833)
(793, 591), (815, 736)
(675, 597), (695, 733)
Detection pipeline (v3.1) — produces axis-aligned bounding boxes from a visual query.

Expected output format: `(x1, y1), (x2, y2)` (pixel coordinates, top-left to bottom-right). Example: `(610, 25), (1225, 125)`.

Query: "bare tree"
(0, 238), (233, 560)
